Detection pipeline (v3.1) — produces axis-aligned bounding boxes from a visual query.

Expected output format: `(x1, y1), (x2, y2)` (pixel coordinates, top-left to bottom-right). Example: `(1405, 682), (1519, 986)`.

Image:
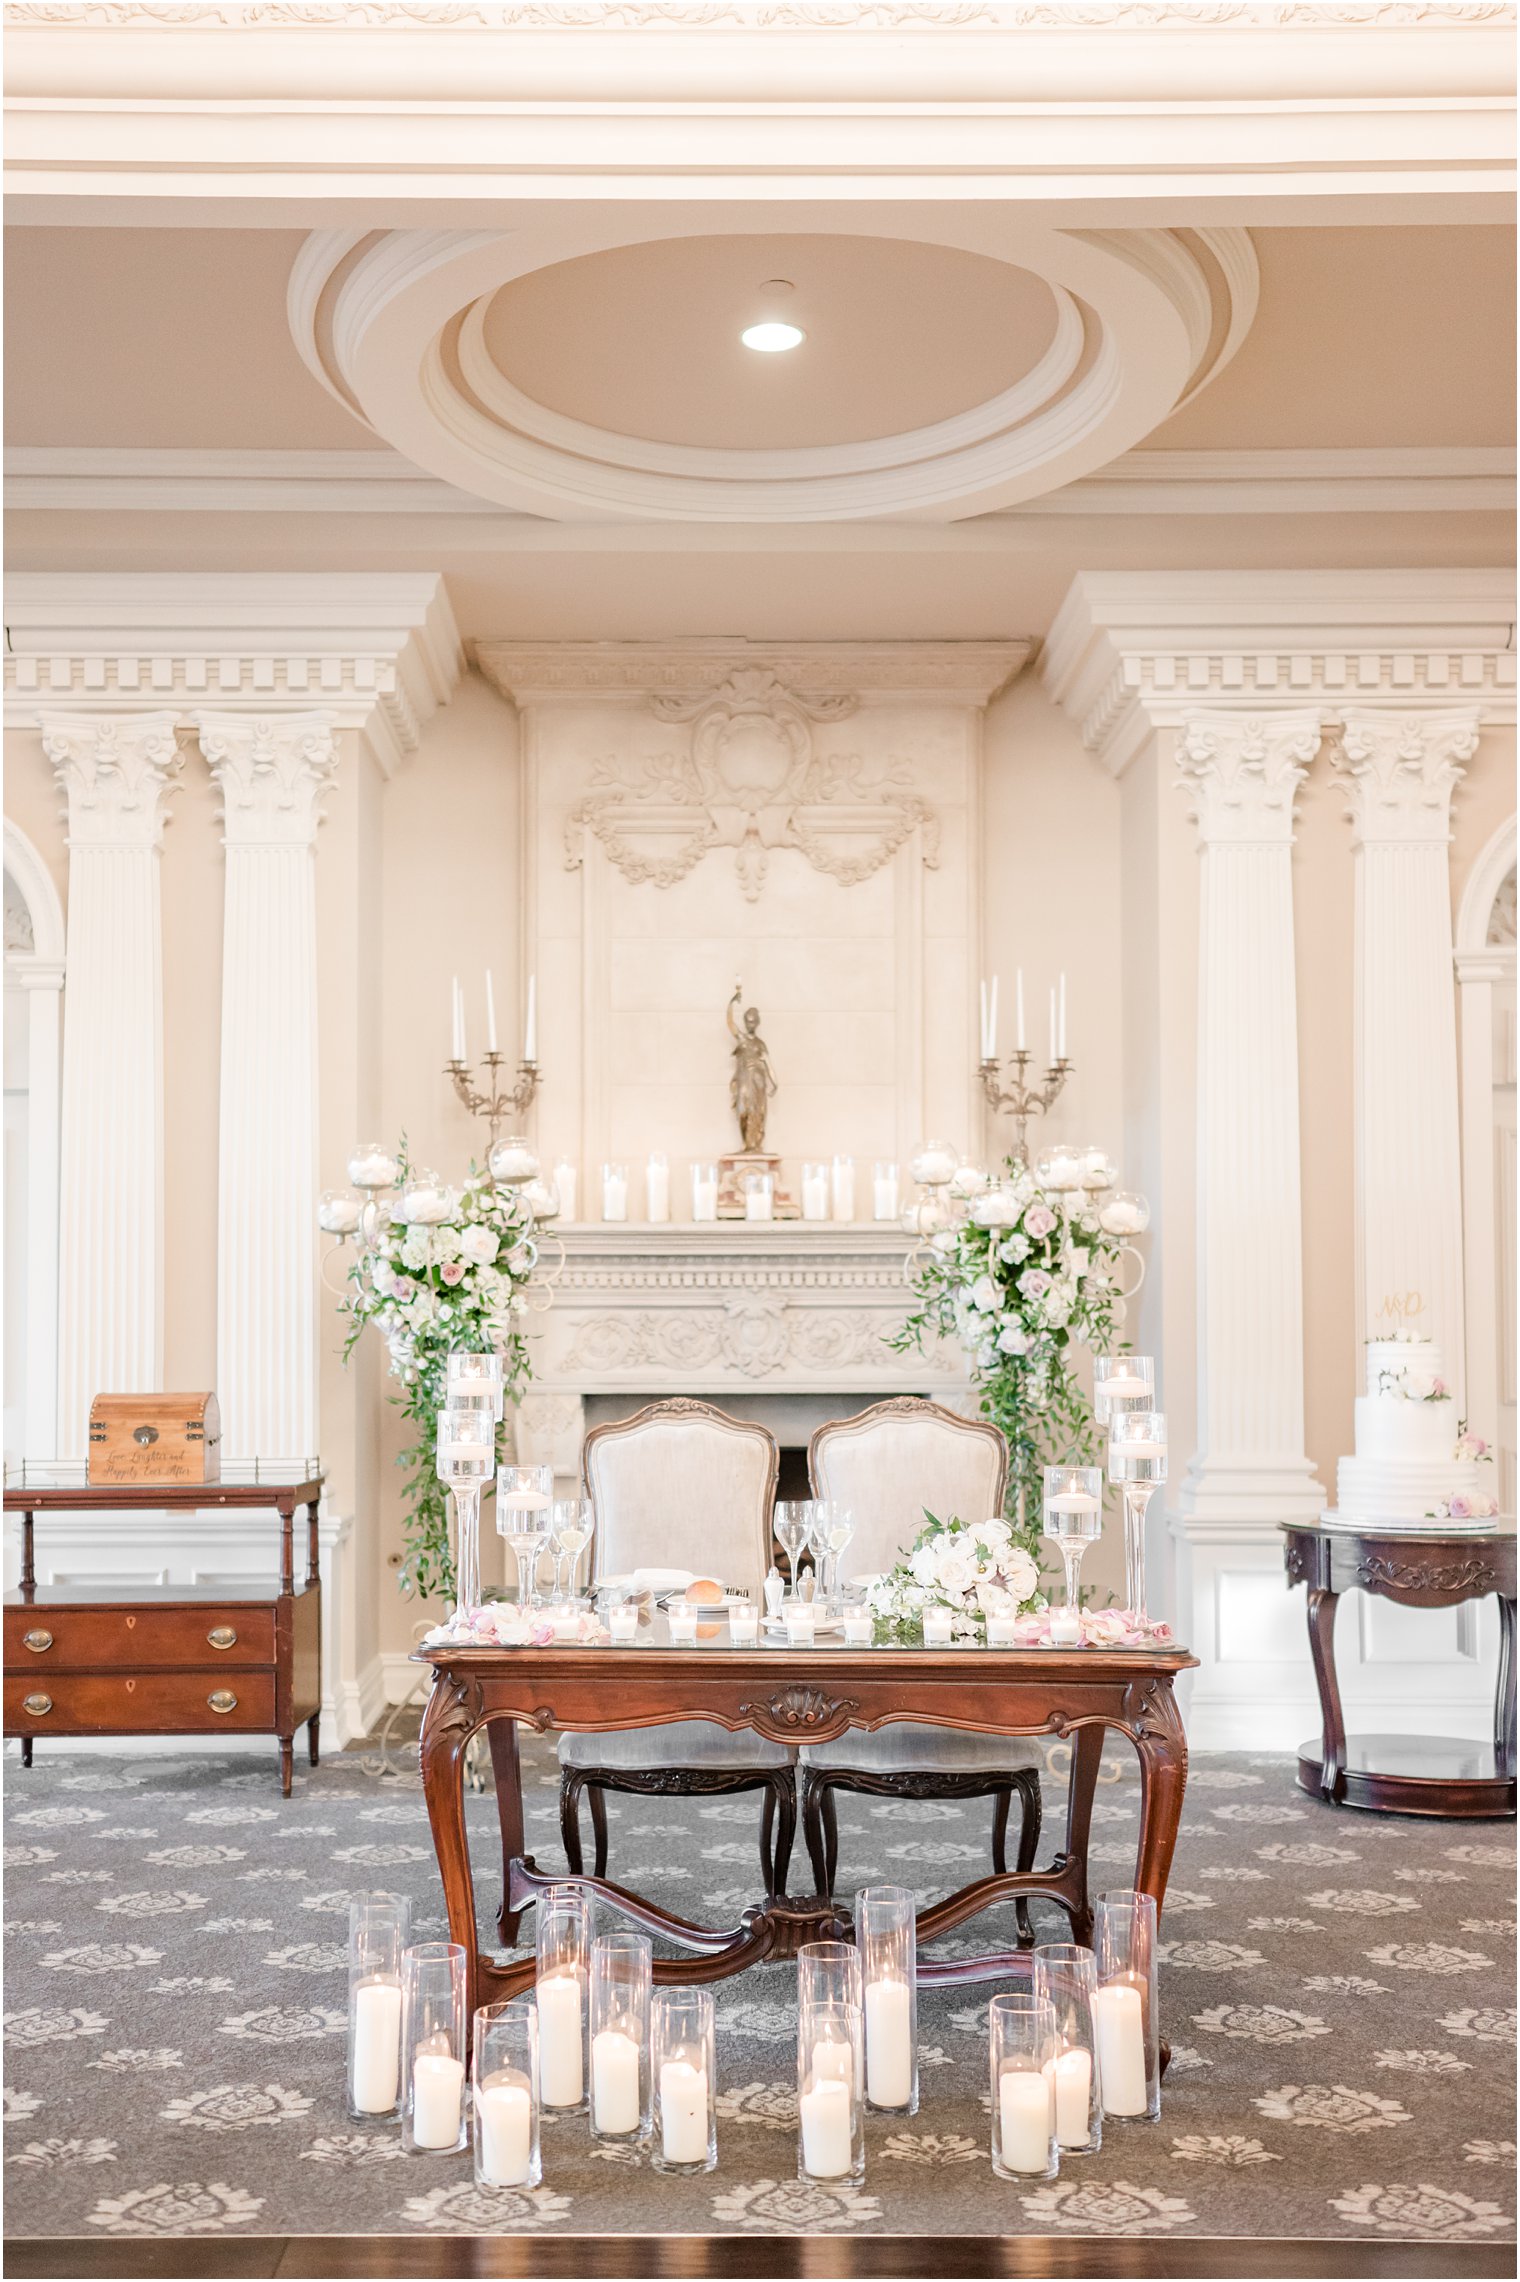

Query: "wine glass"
(809, 1502), (855, 1611)
(551, 1499), (595, 1603)
(1107, 1411), (1167, 1624)
(496, 1464), (555, 1608)
(435, 1407), (495, 1614)
(1042, 1466), (1103, 1615)
(773, 1501), (816, 1599)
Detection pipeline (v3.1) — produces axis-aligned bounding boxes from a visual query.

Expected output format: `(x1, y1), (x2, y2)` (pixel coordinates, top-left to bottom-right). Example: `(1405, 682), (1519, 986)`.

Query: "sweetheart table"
(416, 1623), (1197, 2014)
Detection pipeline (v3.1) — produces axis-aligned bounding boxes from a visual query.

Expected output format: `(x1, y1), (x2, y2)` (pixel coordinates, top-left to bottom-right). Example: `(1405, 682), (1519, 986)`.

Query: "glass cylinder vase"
(347, 1893), (410, 2121)
(1107, 1410), (1167, 1625)
(796, 1941), (864, 2185)
(989, 1992), (1058, 2181)
(473, 1998), (540, 2189)
(1033, 1943), (1102, 2155)
(535, 1888), (589, 2120)
(652, 1986), (716, 2174)
(589, 1932), (652, 2144)
(859, 1886), (917, 2115)
(1094, 1890), (1161, 2122)
(401, 1942), (468, 2155)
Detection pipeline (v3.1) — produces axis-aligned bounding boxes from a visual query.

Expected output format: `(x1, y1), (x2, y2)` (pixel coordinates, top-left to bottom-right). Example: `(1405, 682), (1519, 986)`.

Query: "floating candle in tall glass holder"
(797, 1941), (864, 2184)
(536, 1888), (589, 2119)
(1093, 1891), (1160, 2122)
(590, 1932), (652, 2144)
(652, 1987), (716, 2173)
(549, 1498), (594, 1603)
(435, 1405), (496, 1613)
(473, 1998), (540, 2188)
(1042, 1465), (1103, 1621)
(347, 1893), (410, 2120)
(1107, 1409), (1167, 1625)
(1033, 1943), (1102, 2155)
(1093, 1353), (1155, 1428)
(859, 1886), (917, 2115)
(401, 1942), (468, 2155)
(989, 1992), (1058, 2181)
(497, 1463), (554, 1608)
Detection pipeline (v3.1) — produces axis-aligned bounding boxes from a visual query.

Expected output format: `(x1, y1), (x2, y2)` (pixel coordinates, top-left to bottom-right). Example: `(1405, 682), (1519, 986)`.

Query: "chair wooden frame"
(805, 1395), (1041, 1937)
(559, 1398), (793, 1895)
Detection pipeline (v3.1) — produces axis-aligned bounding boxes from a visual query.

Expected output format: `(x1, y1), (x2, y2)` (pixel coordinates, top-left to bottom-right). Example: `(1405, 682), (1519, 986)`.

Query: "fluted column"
(44, 712), (181, 1453)
(1175, 709), (1327, 1520)
(198, 711), (338, 1465)
(1335, 708), (1479, 1401)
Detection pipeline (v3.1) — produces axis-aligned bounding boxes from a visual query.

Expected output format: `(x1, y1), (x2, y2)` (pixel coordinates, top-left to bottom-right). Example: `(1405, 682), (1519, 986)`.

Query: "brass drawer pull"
(207, 1689), (238, 1715)
(23, 1629), (54, 1654)
(22, 1693), (53, 1717)
(207, 1625), (238, 1651)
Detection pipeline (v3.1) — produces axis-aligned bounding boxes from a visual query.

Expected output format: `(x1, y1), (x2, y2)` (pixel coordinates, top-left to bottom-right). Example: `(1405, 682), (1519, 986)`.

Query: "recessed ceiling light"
(741, 319), (805, 353)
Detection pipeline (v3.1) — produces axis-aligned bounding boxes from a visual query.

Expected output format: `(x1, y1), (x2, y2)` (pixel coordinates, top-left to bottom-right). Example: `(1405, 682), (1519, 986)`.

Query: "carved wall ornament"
(1487, 865), (1517, 947)
(4, 873), (36, 956)
(555, 1301), (954, 1382)
(565, 670), (938, 901)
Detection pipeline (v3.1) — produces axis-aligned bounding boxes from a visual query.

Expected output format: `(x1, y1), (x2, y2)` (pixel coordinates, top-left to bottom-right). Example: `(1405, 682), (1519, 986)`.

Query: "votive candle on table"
(728, 1603), (759, 1646)
(985, 1612), (1018, 1647)
(831, 1155), (856, 1221)
(645, 1152), (670, 1224)
(473, 1998), (540, 2189)
(872, 1161), (899, 1220)
(552, 1159), (579, 1222)
(1094, 1890), (1160, 2121)
(859, 1886), (917, 2114)
(401, 1942), (468, 2155)
(691, 1162), (719, 1223)
(652, 1987), (716, 2173)
(922, 1606), (954, 1646)
(601, 1163), (629, 1222)
(797, 1943), (864, 2185)
(348, 1893), (410, 2119)
(609, 1598), (640, 1644)
(784, 1601), (816, 1646)
(667, 1598), (699, 1645)
(989, 1993), (1058, 2180)
(841, 1604), (873, 1645)
(801, 1161), (830, 1221)
(536, 1889), (589, 2116)
(590, 1932), (652, 2143)
(1049, 1609), (1083, 1646)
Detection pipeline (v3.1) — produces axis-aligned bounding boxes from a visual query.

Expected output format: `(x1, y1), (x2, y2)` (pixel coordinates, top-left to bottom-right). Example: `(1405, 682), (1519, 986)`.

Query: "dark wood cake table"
(4, 1474), (323, 1794)
(1283, 1518), (1516, 1819)
(417, 1624), (1196, 2014)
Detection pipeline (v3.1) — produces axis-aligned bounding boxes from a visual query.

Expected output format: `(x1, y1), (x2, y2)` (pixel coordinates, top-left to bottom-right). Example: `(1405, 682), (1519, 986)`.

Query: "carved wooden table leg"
(1497, 1594), (1517, 1780)
(1129, 1680), (1189, 1917)
(487, 1715), (527, 1947)
(1060, 1721), (1106, 1946)
(1306, 1586), (1346, 1802)
(418, 1667), (481, 2009)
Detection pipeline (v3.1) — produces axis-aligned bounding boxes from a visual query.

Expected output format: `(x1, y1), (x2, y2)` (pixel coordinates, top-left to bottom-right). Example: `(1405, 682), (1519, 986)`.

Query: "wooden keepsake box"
(87, 1392), (222, 1486)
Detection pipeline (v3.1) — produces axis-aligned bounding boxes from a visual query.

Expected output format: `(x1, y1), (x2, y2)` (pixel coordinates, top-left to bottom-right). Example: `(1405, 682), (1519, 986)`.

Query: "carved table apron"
(416, 1641), (1196, 2015)
(1283, 1520), (1517, 1819)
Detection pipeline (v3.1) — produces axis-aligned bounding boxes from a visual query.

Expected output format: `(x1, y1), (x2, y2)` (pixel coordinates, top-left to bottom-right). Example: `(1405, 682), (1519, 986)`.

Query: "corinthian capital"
(195, 711), (339, 848)
(42, 712), (182, 851)
(1175, 708), (1325, 846)
(1333, 708), (1481, 846)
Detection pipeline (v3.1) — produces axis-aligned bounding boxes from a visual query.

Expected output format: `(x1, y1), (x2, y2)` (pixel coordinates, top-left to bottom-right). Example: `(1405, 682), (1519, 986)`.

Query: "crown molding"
(1041, 569), (1518, 775)
(2, 572), (463, 775)
(6, 445), (1512, 525)
(473, 637), (1031, 708)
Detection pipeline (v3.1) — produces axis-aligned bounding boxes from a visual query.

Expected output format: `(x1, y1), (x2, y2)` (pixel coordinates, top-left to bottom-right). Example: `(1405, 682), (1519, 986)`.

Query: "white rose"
(909, 1543), (939, 1588)
(996, 1323), (1028, 1356)
(457, 1224), (500, 1266)
(936, 1550), (974, 1598)
(968, 1275), (1000, 1313)
(999, 1547), (1039, 1605)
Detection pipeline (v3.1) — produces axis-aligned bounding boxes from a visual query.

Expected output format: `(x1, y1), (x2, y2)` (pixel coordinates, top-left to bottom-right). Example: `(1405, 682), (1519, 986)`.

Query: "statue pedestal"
(717, 1151), (799, 1221)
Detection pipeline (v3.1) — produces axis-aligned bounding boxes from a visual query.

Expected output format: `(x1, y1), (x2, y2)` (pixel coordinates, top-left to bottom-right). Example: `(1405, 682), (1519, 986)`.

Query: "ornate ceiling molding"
(8, 4), (1511, 30)
(293, 222), (1257, 525)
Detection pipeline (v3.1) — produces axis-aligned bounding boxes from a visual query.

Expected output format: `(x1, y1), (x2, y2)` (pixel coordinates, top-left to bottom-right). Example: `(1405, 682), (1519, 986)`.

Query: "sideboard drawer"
(4, 1669), (277, 1735)
(4, 1603), (276, 1670)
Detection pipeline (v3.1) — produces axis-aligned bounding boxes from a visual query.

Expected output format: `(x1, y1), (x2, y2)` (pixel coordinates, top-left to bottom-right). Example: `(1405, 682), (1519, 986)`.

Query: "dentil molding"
(1331, 709), (1483, 845)
(1175, 708), (1325, 845)
(40, 711), (182, 849)
(477, 638), (1030, 704)
(6, 574), (463, 776)
(196, 711), (340, 849)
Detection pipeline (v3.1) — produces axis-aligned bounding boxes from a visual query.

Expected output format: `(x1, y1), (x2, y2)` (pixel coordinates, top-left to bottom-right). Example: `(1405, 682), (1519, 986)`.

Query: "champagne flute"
(1107, 1411), (1167, 1625)
(551, 1499), (595, 1603)
(773, 1500), (816, 1600)
(1042, 1466), (1103, 1613)
(496, 1464), (555, 1609)
(810, 1502), (855, 1611)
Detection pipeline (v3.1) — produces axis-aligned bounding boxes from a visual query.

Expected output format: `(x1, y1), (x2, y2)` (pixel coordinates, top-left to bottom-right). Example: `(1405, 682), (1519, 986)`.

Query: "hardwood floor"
(6, 2237), (1514, 2279)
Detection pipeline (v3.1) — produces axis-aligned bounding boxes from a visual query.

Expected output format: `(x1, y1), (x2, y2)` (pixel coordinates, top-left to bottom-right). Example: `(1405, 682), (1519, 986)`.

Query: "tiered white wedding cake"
(1330, 1334), (1487, 1525)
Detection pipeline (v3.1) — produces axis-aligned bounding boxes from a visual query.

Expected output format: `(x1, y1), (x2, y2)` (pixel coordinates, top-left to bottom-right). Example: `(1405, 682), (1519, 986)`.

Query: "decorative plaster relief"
(558, 1301), (952, 1381)
(565, 669), (938, 900)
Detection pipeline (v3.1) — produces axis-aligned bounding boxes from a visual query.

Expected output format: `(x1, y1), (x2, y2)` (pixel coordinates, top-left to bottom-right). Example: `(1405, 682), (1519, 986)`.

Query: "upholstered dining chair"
(801, 1395), (1042, 1937)
(558, 1397), (796, 1895)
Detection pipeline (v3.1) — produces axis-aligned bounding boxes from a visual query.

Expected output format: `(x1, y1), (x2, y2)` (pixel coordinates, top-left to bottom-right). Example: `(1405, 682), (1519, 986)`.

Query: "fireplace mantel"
(516, 1222), (966, 1482)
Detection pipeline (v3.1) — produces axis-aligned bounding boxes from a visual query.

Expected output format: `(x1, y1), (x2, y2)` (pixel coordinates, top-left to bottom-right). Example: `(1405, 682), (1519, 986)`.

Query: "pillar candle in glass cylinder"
(589, 1932), (652, 2143)
(473, 1999), (540, 2189)
(859, 1887), (917, 2114)
(535, 1889), (589, 2116)
(645, 1152), (670, 1223)
(1034, 1943), (1102, 2155)
(347, 1894), (410, 2119)
(831, 1155), (856, 1221)
(1094, 1890), (1160, 2121)
(796, 1943), (864, 2185)
(801, 1161), (830, 1221)
(552, 1160), (579, 1221)
(401, 1943), (468, 2155)
(872, 1162), (900, 1220)
(651, 1987), (716, 2173)
(691, 1162), (719, 1222)
(989, 1993), (1058, 2180)
(744, 1171), (774, 1222)
(601, 1163), (629, 1222)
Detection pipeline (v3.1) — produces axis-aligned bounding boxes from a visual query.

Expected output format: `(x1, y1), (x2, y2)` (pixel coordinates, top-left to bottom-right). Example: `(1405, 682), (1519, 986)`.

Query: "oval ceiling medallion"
(291, 220), (1256, 524)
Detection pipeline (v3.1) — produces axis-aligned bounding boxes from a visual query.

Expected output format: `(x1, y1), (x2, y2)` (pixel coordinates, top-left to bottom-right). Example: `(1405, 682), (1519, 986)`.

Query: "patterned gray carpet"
(2, 1734), (1514, 2247)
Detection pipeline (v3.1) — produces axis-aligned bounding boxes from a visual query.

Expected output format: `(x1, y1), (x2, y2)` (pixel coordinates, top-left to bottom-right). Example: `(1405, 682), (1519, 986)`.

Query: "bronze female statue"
(727, 981), (777, 1154)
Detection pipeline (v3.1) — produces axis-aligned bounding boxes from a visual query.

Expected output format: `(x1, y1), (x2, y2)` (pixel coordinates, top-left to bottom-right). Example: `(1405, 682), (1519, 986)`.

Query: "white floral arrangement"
(861, 1512), (1042, 1644)
(1427, 1424), (1500, 1520)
